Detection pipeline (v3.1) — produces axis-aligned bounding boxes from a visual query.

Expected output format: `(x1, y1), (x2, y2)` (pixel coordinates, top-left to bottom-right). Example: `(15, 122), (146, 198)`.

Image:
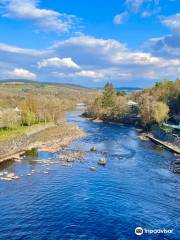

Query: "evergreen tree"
(102, 83), (117, 108)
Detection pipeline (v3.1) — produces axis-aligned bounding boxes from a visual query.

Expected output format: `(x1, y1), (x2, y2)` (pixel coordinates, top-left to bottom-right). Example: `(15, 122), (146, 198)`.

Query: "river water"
(0, 111), (179, 240)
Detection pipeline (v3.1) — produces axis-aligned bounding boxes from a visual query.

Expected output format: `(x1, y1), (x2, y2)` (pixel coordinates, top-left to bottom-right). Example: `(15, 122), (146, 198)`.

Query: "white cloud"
(10, 68), (36, 80)
(51, 35), (162, 66)
(50, 35), (180, 83)
(0, 0), (78, 33)
(54, 69), (105, 82)
(0, 42), (51, 72)
(51, 35), (126, 65)
(38, 57), (80, 69)
(113, 12), (128, 25)
(125, 0), (160, 16)
(146, 13), (180, 58)
(0, 35), (180, 86)
(161, 13), (180, 31)
(52, 35), (125, 49)
(126, 0), (145, 12)
(74, 70), (104, 79)
(0, 42), (47, 56)
(113, 51), (162, 65)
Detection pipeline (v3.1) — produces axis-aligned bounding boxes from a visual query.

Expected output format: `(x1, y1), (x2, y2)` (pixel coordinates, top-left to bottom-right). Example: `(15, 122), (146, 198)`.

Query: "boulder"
(98, 159), (106, 166)
(90, 146), (97, 152)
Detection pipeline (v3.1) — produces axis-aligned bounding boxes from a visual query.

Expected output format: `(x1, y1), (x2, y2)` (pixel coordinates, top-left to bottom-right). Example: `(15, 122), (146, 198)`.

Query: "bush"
(21, 111), (36, 126)
(0, 109), (21, 129)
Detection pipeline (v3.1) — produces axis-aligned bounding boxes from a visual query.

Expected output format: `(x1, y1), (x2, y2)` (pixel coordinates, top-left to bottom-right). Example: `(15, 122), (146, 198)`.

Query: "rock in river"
(90, 146), (97, 152)
(90, 167), (96, 171)
(98, 159), (106, 166)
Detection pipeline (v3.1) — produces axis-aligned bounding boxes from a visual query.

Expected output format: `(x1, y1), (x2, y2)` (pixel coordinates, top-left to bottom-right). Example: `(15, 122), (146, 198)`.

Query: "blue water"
(0, 111), (180, 240)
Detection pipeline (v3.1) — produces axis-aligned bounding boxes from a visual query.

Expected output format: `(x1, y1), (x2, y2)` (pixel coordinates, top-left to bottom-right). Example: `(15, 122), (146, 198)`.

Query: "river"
(0, 110), (180, 240)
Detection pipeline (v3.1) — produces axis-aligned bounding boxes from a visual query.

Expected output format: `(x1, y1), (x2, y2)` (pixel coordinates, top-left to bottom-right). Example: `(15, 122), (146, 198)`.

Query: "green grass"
(0, 122), (54, 141)
(160, 125), (172, 132)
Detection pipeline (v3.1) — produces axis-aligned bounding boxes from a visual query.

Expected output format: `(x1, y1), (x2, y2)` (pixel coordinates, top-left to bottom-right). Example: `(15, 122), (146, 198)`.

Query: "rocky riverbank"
(83, 114), (180, 155)
(0, 121), (85, 163)
(82, 112), (141, 127)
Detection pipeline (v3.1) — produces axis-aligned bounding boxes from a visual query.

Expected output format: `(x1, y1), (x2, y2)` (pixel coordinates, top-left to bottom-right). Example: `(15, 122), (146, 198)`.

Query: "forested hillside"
(0, 81), (95, 139)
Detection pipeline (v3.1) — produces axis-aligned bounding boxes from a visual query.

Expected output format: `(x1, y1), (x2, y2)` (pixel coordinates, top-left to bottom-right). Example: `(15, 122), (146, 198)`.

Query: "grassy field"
(0, 122), (54, 141)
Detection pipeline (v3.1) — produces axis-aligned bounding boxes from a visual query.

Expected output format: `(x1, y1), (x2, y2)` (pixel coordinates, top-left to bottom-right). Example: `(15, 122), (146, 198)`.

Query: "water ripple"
(0, 111), (179, 240)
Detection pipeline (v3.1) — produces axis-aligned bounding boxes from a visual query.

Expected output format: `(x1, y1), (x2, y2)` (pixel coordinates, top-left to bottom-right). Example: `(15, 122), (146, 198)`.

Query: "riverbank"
(146, 134), (180, 154)
(83, 114), (180, 155)
(82, 112), (141, 127)
(0, 121), (85, 163)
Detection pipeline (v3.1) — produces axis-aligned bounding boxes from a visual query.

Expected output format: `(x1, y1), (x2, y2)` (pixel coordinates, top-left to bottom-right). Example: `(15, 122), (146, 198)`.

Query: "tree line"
(0, 95), (75, 129)
(0, 83), (94, 130)
(85, 79), (180, 129)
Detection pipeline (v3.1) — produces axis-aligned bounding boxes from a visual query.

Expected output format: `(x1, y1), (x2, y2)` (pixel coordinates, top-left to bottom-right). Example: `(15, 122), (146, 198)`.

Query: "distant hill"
(115, 87), (142, 92)
(0, 79), (91, 90)
(0, 79), (142, 92)
(96, 87), (142, 92)
(0, 79), (98, 107)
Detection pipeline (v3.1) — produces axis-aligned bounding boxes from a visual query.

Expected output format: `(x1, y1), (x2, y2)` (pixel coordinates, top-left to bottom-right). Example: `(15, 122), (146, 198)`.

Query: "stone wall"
(151, 126), (180, 147)
(0, 134), (28, 159)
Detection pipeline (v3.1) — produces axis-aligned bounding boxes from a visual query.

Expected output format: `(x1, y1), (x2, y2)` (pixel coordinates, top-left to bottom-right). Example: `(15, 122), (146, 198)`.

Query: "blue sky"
(0, 0), (179, 87)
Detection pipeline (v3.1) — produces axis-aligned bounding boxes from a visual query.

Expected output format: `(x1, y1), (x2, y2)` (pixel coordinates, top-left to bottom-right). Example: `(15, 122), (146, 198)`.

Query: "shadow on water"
(152, 144), (165, 153)
(0, 159), (14, 171)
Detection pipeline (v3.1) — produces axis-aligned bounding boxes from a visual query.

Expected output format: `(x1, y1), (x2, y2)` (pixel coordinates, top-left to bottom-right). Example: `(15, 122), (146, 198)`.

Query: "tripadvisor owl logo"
(135, 227), (143, 236)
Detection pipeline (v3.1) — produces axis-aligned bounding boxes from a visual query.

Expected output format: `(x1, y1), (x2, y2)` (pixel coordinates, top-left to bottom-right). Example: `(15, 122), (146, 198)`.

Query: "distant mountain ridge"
(0, 79), (143, 91)
(115, 87), (142, 92)
(96, 87), (142, 92)
(0, 79), (91, 90)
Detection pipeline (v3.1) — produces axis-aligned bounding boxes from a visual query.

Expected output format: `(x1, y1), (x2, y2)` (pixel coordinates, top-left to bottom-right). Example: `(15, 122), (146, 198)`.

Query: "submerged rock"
(59, 151), (85, 162)
(90, 146), (97, 152)
(0, 172), (19, 181)
(61, 162), (73, 167)
(98, 159), (106, 166)
(90, 166), (96, 171)
(7, 173), (15, 178)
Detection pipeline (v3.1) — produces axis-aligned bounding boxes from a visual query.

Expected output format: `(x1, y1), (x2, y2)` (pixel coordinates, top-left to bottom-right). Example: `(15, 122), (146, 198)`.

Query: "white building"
(128, 100), (138, 107)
